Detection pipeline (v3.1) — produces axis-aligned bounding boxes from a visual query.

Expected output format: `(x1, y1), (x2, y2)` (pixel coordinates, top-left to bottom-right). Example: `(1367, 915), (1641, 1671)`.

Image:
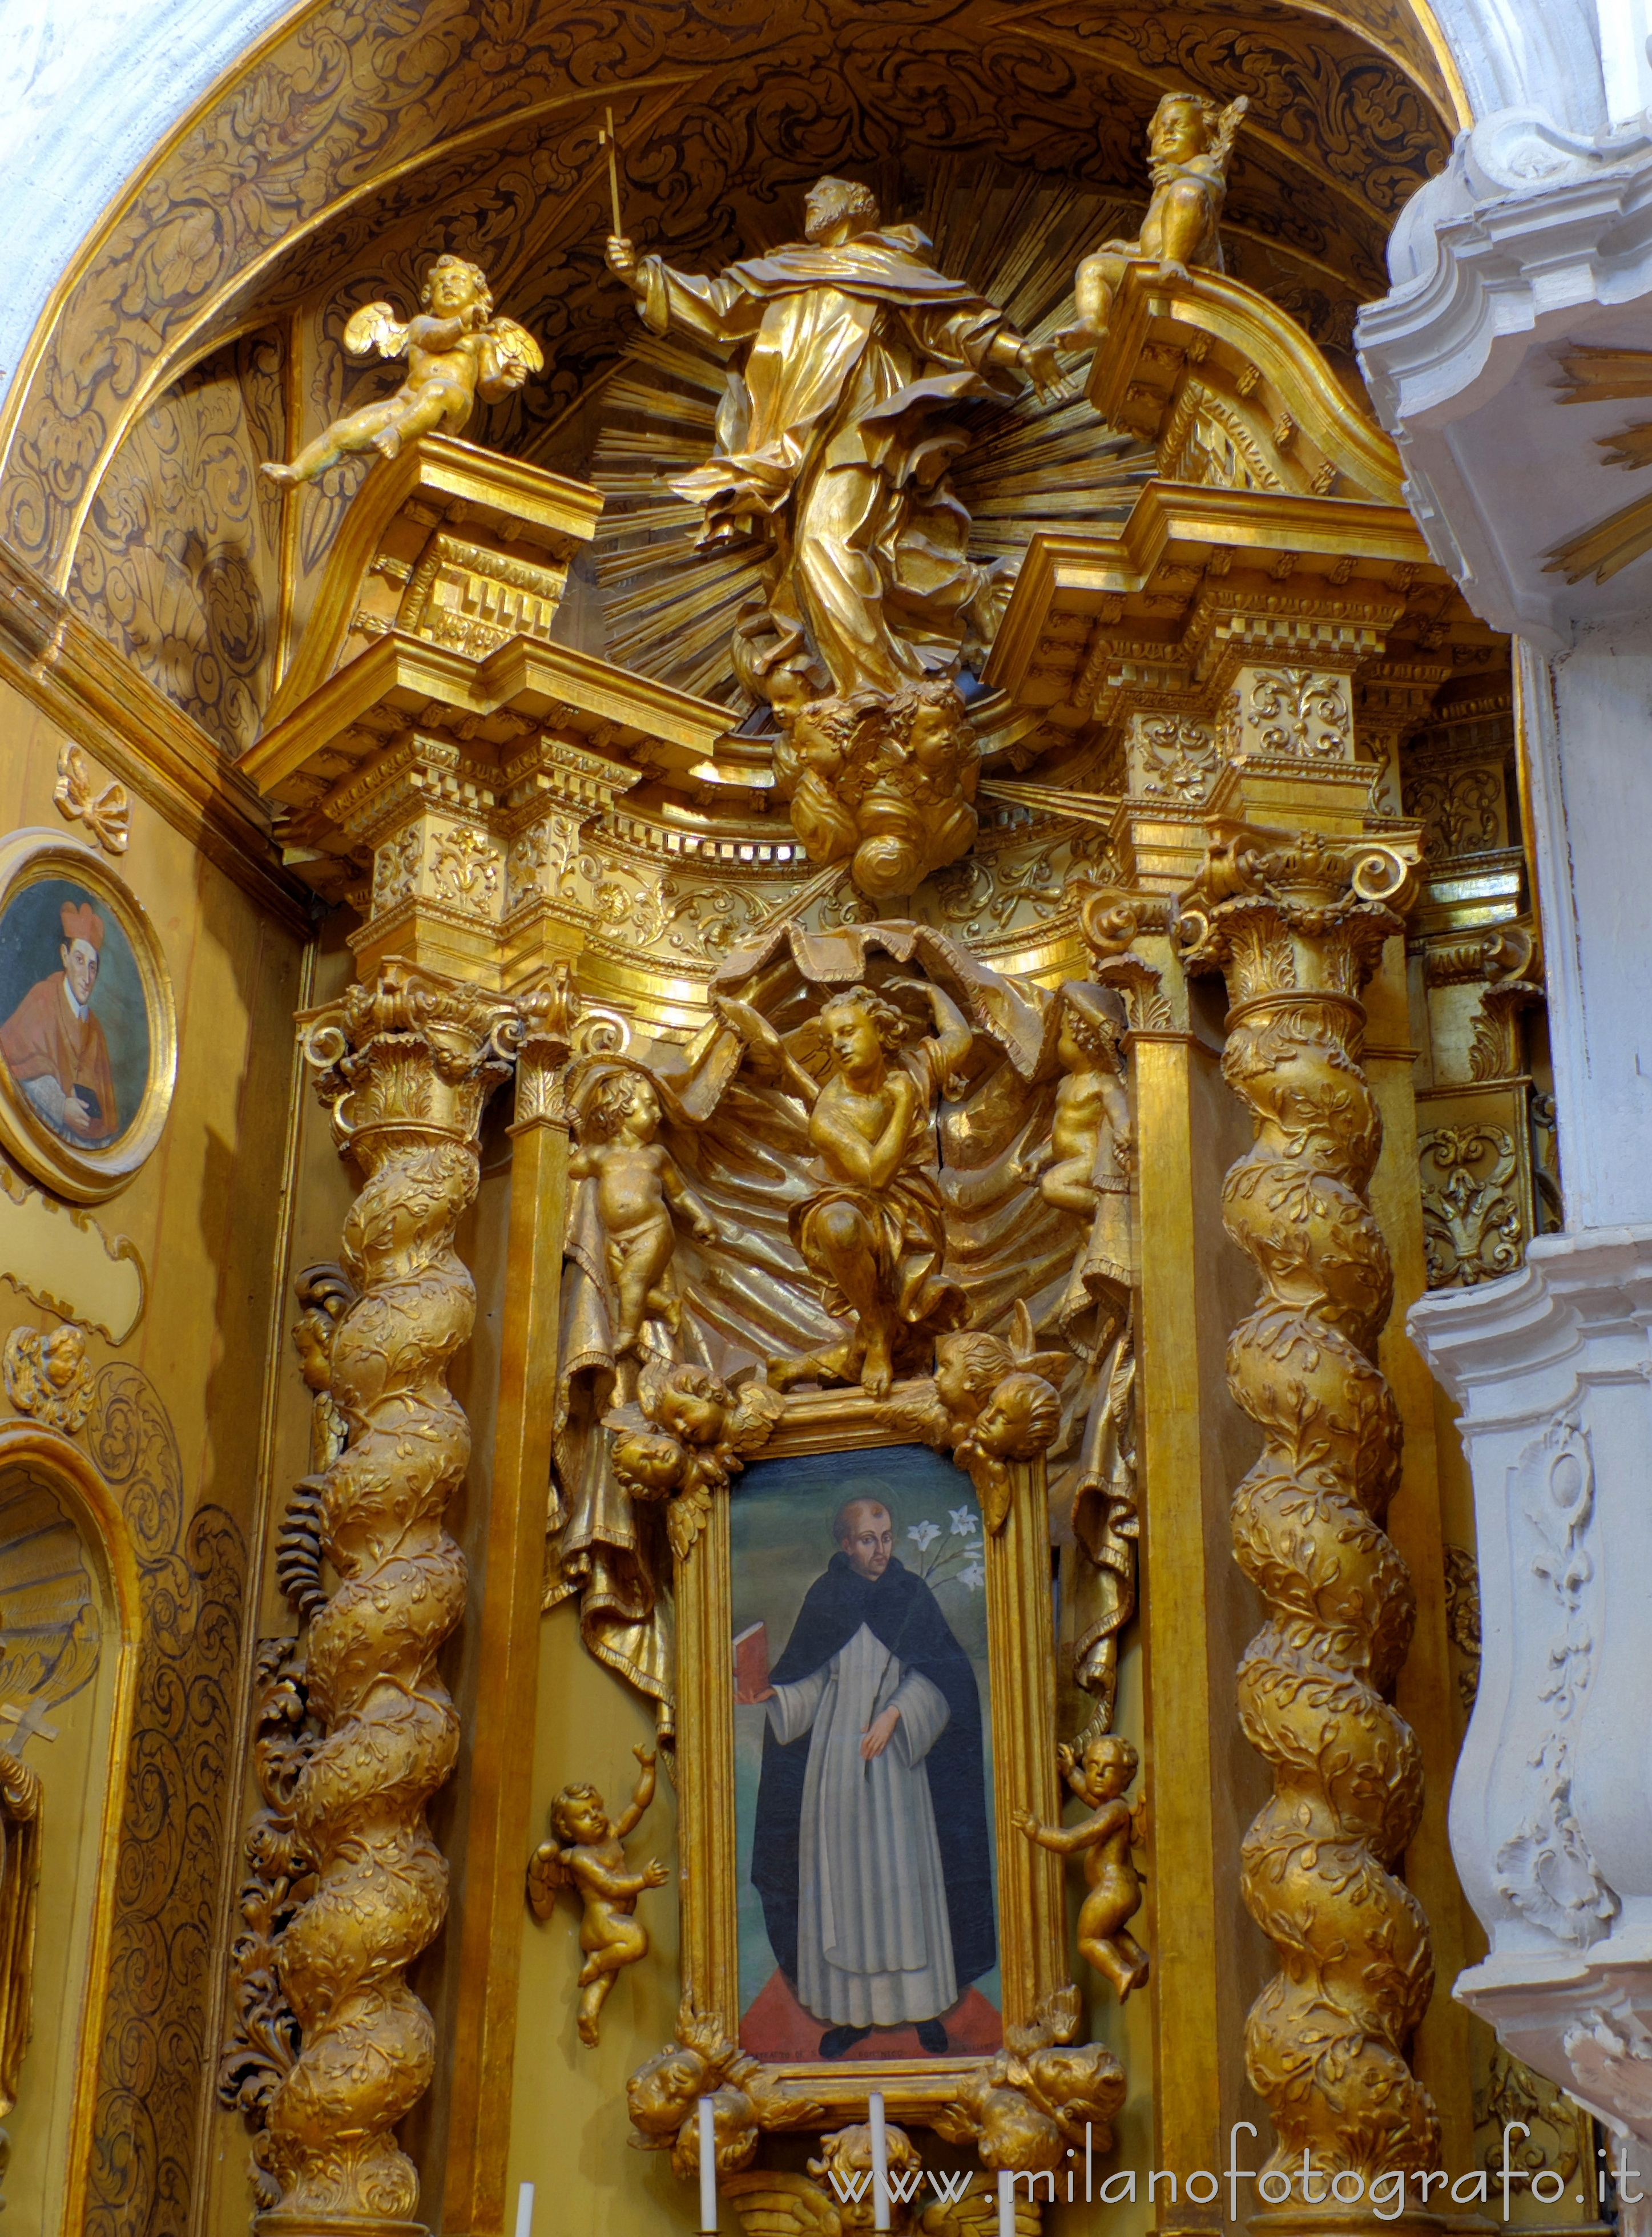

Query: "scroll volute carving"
(1071, 881), (1171, 1033)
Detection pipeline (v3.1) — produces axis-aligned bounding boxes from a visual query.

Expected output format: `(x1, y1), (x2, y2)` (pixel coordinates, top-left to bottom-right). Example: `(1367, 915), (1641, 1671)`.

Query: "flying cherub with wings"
(527, 1744), (668, 2047)
(261, 252), (543, 487)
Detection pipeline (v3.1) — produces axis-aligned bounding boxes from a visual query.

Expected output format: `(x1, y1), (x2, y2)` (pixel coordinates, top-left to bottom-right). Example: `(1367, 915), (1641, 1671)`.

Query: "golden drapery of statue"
(607, 176), (1059, 707)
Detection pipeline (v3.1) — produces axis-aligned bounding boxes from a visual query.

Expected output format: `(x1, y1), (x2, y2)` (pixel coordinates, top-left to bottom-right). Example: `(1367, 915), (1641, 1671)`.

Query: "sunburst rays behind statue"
(591, 161), (1156, 710)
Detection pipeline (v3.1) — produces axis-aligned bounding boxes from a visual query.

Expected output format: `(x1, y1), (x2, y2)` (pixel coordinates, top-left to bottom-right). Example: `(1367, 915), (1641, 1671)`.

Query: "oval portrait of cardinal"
(0, 837), (175, 1203)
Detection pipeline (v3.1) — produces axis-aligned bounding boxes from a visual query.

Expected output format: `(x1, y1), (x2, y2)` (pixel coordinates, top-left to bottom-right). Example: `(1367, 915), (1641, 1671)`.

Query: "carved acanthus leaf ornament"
(1179, 826), (1443, 2184)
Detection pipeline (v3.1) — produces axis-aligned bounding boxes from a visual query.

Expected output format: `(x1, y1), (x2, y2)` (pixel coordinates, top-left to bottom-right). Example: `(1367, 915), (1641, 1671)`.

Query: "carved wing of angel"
(343, 301), (410, 361)
(526, 1840), (571, 1919)
(920, 2191), (1039, 2237)
(601, 1400), (652, 1438)
(487, 315), (546, 376)
(726, 1380), (784, 1457)
(1209, 94), (1250, 170)
(1008, 1299), (1068, 1387)
(722, 2171), (844, 2237)
(873, 1384), (953, 1448)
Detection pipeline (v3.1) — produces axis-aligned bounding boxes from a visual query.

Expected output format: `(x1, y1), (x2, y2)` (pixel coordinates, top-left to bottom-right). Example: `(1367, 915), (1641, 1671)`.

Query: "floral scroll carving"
(1420, 1125), (1524, 1289)
(83, 1364), (246, 2237)
(1245, 667), (1352, 759)
(1492, 1412), (1619, 1949)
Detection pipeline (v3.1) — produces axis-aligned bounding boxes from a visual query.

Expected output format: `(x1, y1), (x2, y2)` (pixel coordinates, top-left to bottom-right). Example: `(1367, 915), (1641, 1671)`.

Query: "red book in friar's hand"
(733, 1621), (769, 1703)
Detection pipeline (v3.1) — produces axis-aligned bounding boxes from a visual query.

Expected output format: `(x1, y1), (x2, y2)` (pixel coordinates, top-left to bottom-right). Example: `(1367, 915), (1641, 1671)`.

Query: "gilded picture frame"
(0, 832), (177, 1204)
(672, 1387), (1069, 2130)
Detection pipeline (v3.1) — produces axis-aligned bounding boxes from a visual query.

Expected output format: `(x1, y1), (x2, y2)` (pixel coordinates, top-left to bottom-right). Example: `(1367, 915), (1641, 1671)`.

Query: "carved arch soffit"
(0, 0), (1459, 597)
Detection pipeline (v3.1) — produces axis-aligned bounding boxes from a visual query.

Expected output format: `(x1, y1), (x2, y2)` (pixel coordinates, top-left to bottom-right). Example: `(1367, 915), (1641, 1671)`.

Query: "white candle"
(869, 2091), (890, 2234)
(998, 2167), (1015, 2237)
(514, 2182), (535, 2237)
(699, 2095), (718, 2233)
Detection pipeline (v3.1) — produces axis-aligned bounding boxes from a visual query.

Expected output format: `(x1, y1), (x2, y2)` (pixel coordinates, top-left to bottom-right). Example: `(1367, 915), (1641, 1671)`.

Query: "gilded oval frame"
(0, 831), (177, 1204)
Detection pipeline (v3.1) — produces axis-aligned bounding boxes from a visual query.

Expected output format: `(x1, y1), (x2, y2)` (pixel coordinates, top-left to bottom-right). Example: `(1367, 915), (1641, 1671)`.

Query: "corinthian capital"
(299, 958), (522, 1150)
(1176, 821), (1416, 1011)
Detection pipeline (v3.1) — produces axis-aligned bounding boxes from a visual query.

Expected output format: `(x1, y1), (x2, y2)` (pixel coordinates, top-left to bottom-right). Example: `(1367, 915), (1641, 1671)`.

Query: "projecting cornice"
(0, 538), (312, 934)
(1357, 110), (1652, 644)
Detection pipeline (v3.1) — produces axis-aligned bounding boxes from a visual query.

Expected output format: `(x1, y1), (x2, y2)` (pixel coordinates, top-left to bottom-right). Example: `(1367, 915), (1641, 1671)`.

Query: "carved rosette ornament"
(257, 962), (515, 2234)
(1177, 828), (1443, 2192)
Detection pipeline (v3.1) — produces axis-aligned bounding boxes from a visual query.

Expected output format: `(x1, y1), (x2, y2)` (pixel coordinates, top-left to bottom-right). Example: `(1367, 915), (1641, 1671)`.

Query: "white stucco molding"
(1409, 1226), (1652, 2138)
(1427, 0), (1607, 135)
(1358, 111), (1652, 646)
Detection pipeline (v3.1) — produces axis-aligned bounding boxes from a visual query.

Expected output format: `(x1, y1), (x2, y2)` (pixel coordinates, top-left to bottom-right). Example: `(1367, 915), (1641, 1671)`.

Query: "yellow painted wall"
(0, 676), (312, 2237)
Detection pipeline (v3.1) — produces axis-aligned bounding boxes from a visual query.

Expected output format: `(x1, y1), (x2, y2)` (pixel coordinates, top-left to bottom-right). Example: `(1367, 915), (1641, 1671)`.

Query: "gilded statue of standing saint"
(606, 175), (1061, 706)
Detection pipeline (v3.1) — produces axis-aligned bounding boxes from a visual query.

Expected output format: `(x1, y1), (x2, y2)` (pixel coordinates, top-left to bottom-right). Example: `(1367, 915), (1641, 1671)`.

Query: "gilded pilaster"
(1178, 827), (1443, 2202)
(438, 978), (585, 2235)
(258, 961), (513, 2236)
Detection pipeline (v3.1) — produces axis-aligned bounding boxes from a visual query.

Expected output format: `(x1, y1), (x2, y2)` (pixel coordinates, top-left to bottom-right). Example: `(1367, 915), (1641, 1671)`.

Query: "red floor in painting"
(740, 1969), (1004, 2061)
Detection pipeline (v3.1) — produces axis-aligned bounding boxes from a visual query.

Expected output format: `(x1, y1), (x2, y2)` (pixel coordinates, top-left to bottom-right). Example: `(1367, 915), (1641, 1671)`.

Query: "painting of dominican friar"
(732, 1442), (1000, 2063)
(0, 882), (148, 1151)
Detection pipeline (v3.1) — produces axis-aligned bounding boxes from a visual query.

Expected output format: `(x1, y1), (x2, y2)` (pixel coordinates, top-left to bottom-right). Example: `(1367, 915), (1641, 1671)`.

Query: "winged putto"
(261, 252), (542, 487)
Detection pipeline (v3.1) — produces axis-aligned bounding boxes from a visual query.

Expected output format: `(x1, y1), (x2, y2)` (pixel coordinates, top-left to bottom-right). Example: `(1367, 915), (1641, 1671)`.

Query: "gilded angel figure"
(263, 253), (542, 487)
(526, 1744), (668, 2046)
(715, 979), (972, 1398)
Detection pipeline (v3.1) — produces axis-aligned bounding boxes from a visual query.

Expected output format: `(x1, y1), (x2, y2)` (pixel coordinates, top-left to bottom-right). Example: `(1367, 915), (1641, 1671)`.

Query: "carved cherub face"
(628, 2045), (705, 2133)
(422, 254), (489, 318)
(292, 1310), (332, 1392)
(1057, 1010), (1119, 1075)
(1026, 2042), (1118, 2141)
(934, 1332), (1006, 1421)
(972, 1372), (1060, 1460)
(820, 995), (883, 1075)
(551, 1783), (610, 1845)
(612, 1429), (684, 1497)
(1069, 1734), (1138, 1803)
(618, 1078), (660, 1140)
(837, 1498), (892, 1580)
(40, 1324), (85, 1389)
(652, 1369), (729, 1448)
(1055, 991), (1122, 1077)
(810, 2125), (923, 2233)
(1149, 96), (1210, 164)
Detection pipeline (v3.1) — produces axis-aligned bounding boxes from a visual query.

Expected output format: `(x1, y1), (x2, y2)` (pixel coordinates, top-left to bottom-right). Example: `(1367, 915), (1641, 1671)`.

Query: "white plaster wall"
(0, 0), (296, 408)
(1430, 0), (1609, 131)
(1530, 623), (1652, 1228)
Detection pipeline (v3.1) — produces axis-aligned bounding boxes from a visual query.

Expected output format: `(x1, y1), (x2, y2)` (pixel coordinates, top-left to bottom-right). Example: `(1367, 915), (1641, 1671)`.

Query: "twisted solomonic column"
(259, 962), (516, 2234)
(1178, 829), (1442, 2202)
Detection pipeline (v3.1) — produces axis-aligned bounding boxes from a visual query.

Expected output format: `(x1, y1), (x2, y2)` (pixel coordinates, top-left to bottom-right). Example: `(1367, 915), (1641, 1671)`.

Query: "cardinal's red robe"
(0, 972), (119, 1142)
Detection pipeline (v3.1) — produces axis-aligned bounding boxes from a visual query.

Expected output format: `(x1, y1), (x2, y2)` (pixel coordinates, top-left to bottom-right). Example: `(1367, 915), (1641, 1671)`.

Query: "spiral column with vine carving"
(1179, 829), (1442, 2198)
(259, 962), (513, 2234)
